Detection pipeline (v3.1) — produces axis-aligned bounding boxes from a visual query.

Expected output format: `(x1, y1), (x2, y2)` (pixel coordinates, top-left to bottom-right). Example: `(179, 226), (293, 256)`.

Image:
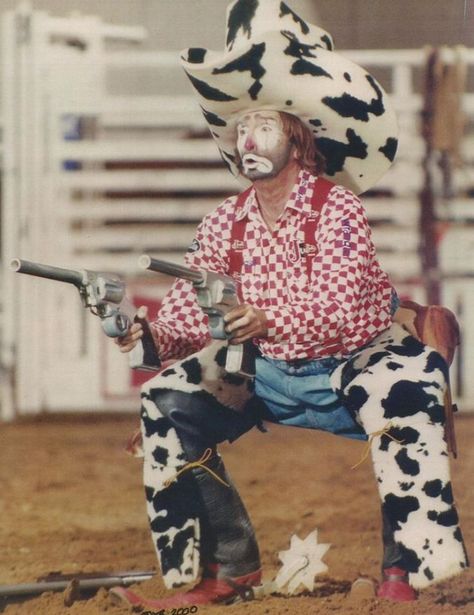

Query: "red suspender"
(310, 176), (336, 208)
(228, 176), (335, 279)
(303, 176), (335, 275)
(228, 186), (252, 280)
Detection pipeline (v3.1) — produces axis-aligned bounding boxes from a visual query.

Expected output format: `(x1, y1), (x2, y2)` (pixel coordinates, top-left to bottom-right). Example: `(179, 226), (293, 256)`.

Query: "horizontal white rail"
(72, 224), (195, 250)
(59, 169), (240, 191)
(62, 198), (219, 221)
(52, 98), (204, 127)
(371, 227), (419, 251)
(46, 15), (146, 42)
(440, 228), (474, 264)
(101, 95), (199, 114)
(374, 164), (424, 194)
(100, 96), (204, 127)
(436, 199), (474, 220)
(346, 47), (474, 66)
(364, 198), (420, 224)
(56, 139), (220, 161)
(377, 253), (421, 278)
(105, 50), (181, 67)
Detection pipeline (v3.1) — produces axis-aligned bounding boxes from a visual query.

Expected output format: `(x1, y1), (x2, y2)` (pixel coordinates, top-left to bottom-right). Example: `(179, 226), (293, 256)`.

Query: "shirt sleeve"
(262, 188), (375, 348)
(149, 197), (235, 361)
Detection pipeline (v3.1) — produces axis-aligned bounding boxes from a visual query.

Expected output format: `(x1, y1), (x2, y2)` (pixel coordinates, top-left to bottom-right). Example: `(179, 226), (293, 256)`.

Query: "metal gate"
(2, 4), (474, 419)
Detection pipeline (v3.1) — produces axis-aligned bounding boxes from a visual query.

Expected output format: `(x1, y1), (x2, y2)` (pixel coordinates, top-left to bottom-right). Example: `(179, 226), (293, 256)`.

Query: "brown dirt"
(1, 413), (472, 615)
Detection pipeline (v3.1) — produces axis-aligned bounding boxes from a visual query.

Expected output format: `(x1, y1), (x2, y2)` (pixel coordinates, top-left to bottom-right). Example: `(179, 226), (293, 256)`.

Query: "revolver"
(138, 255), (256, 377)
(11, 258), (161, 371)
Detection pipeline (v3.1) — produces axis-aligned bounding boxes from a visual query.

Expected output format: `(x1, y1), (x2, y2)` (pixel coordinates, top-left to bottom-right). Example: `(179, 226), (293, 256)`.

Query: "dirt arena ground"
(1, 412), (472, 615)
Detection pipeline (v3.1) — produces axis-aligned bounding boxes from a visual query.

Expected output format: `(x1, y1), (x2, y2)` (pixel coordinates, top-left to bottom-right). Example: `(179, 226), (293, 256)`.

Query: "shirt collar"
(235, 169), (317, 221)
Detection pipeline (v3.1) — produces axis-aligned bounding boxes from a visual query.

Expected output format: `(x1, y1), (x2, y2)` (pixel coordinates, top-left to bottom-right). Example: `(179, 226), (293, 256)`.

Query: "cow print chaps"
(140, 324), (468, 589)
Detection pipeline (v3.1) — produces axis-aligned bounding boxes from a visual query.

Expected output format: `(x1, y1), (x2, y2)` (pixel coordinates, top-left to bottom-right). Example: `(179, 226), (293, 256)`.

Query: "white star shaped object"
(274, 529), (330, 595)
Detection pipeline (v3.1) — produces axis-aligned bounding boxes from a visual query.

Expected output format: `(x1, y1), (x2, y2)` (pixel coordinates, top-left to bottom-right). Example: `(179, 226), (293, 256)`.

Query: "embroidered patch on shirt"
(341, 219), (352, 257)
(288, 240), (301, 263)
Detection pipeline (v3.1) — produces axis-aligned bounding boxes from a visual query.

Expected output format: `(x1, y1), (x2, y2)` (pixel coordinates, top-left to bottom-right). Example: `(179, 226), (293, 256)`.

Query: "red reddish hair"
(279, 112), (326, 175)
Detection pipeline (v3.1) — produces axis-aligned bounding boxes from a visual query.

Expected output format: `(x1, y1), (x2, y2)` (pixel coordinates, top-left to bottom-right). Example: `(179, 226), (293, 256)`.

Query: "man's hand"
(115, 305), (147, 353)
(224, 304), (268, 344)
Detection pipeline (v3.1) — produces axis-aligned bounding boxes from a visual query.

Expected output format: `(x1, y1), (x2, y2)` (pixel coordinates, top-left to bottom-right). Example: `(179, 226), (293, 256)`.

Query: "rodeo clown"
(112, 0), (468, 609)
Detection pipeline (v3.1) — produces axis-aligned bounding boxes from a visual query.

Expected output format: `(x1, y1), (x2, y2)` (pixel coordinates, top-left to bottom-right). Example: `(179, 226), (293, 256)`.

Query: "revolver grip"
(129, 316), (162, 372)
(225, 341), (257, 378)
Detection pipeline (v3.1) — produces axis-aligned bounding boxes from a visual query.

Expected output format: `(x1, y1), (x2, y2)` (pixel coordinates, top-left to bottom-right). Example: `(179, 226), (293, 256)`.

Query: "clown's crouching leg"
(140, 341), (261, 589)
(332, 323), (469, 590)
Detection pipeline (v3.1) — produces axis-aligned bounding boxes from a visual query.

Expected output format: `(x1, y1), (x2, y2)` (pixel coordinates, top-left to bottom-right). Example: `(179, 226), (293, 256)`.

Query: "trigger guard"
(101, 312), (130, 338)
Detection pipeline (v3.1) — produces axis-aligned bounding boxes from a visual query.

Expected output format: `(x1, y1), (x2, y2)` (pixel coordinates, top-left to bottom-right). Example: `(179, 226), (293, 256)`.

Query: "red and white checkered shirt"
(151, 170), (394, 361)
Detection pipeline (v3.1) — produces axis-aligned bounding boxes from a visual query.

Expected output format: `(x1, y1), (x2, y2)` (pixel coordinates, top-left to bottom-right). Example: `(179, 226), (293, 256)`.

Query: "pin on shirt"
(300, 243), (318, 257)
(232, 239), (246, 251)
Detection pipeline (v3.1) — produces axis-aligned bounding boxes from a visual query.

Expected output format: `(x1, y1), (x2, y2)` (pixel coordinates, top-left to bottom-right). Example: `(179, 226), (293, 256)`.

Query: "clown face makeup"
(236, 111), (294, 180)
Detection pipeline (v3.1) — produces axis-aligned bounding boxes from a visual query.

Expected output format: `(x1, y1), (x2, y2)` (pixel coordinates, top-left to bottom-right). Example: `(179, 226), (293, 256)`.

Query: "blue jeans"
(254, 289), (400, 440)
(255, 355), (367, 440)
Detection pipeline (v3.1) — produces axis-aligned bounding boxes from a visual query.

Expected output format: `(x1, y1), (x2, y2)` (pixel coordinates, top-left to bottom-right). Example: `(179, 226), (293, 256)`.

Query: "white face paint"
(236, 110), (293, 180)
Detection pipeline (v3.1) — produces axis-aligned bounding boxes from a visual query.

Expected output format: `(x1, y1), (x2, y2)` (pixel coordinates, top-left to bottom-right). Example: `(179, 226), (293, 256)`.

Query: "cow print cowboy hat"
(180, 0), (398, 195)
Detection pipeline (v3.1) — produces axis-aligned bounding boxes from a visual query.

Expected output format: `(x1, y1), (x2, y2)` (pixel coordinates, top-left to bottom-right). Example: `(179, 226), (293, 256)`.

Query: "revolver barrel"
(138, 255), (204, 284)
(10, 258), (84, 288)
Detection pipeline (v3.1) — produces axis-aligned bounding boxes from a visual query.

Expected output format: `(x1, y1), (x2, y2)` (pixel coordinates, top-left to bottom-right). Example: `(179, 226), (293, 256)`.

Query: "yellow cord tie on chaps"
(351, 422), (405, 470)
(164, 448), (231, 489)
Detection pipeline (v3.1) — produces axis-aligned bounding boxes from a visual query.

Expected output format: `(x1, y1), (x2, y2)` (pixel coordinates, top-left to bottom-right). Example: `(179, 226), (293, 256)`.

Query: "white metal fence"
(1, 5), (474, 419)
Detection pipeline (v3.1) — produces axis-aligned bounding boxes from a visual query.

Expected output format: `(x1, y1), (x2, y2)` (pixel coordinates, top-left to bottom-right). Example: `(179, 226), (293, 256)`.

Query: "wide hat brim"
(181, 1), (398, 195)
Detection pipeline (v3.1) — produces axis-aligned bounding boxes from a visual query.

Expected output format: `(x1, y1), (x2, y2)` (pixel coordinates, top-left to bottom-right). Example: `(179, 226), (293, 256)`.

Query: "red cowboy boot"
(377, 567), (417, 602)
(110, 564), (262, 609)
